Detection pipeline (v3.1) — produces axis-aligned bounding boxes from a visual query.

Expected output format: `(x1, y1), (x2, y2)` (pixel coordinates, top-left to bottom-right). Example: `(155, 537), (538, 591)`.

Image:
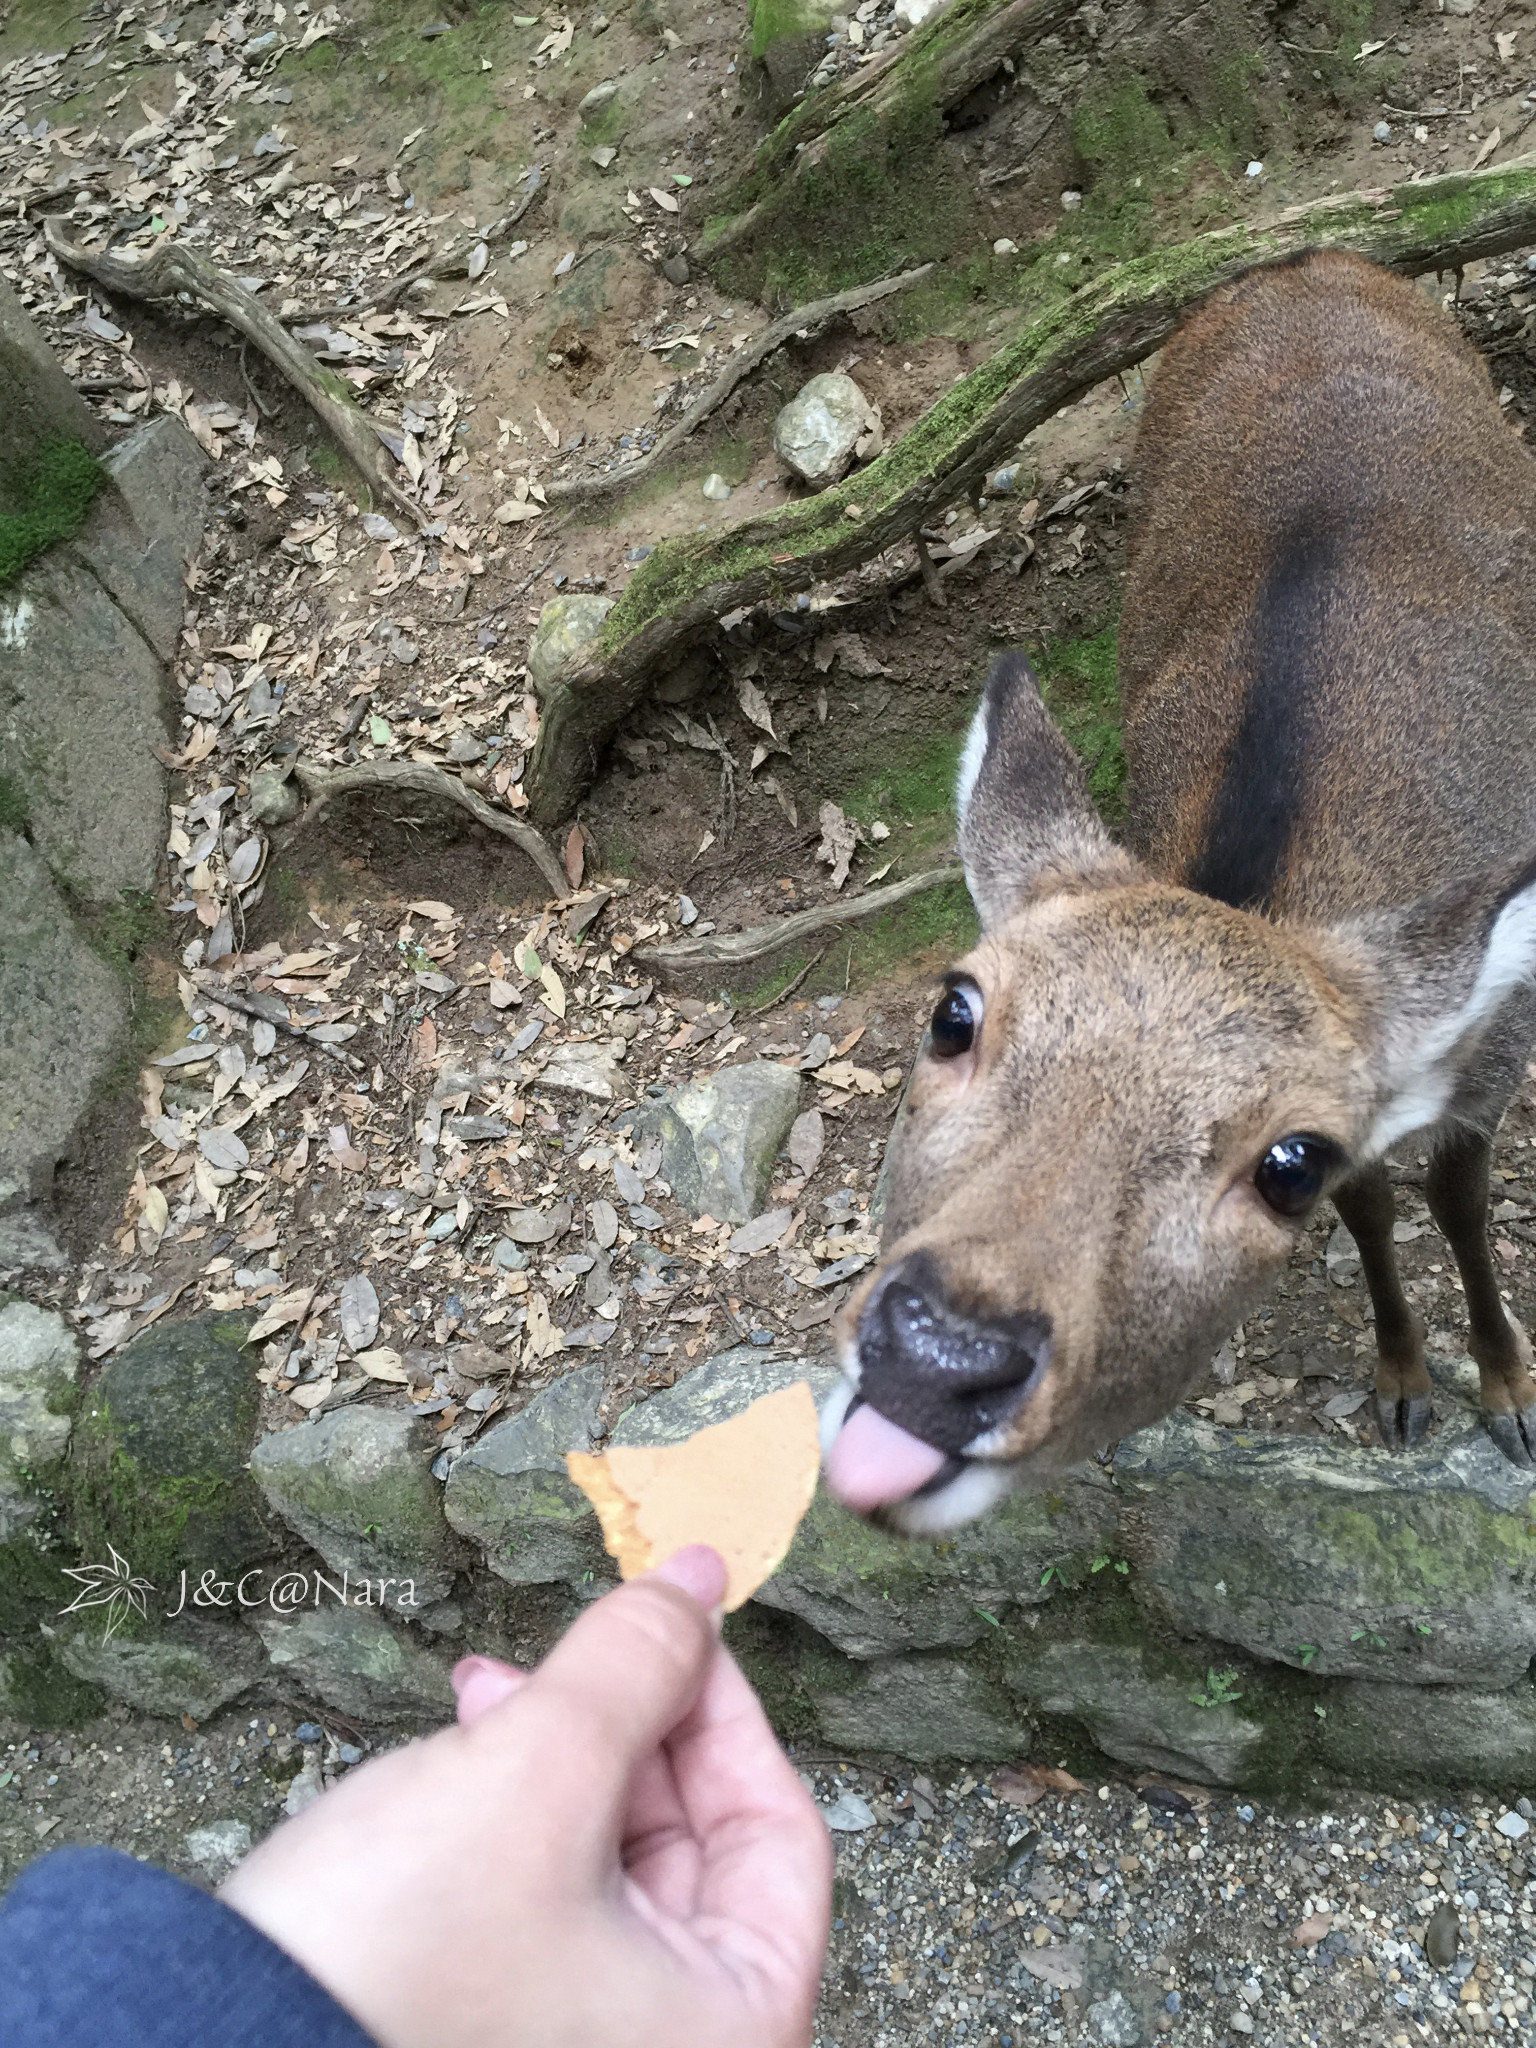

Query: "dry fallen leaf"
(993, 1763), (1087, 1806)
(648, 185), (680, 213)
(355, 1347), (409, 1383)
(816, 800), (861, 891)
(339, 1273), (380, 1353)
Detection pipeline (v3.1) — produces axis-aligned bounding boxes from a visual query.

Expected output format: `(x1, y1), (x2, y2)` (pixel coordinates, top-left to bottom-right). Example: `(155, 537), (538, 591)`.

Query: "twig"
(201, 985), (360, 1069)
(915, 533), (948, 609)
(636, 865), (965, 974)
(42, 219), (426, 529)
(376, 165), (545, 312)
(238, 337), (276, 420)
(1382, 103), (1454, 118)
(291, 756), (568, 899)
(742, 945), (832, 1013)
(273, 1283), (322, 1380)
(549, 267), (934, 506)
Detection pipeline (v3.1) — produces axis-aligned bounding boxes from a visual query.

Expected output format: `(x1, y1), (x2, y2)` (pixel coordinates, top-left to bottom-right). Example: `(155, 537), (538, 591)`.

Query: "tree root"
(375, 165), (546, 312)
(634, 865), (964, 975)
(548, 265), (933, 506)
(43, 220), (425, 529)
(710, 0), (1079, 270)
(291, 758), (568, 899)
(524, 155), (1536, 826)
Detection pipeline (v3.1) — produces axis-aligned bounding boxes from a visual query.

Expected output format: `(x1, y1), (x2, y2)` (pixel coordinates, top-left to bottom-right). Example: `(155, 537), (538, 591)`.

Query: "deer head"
(821, 652), (1536, 1532)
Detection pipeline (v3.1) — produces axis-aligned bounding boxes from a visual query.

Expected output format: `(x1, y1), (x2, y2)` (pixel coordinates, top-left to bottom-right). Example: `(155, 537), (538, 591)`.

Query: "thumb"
(476, 1547), (727, 1847)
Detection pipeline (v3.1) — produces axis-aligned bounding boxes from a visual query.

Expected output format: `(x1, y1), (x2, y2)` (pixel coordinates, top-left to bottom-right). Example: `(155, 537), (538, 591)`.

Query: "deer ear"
(1338, 856), (1536, 1156)
(957, 652), (1137, 930)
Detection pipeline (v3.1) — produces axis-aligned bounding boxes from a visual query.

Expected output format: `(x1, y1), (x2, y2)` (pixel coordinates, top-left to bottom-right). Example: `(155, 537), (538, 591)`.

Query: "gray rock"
(1, 550), (171, 898)
(809, 1652), (1029, 1764)
(0, 831), (128, 1206)
(0, 270), (109, 472)
(577, 78), (620, 118)
(1007, 1639), (1264, 1786)
(250, 1408), (468, 1612)
(1315, 1678), (1536, 1790)
(1088, 1990), (1144, 2047)
(771, 373), (877, 487)
(58, 1616), (266, 1721)
(758, 1460), (1119, 1659)
(79, 416), (207, 662)
(636, 1060), (802, 1222)
(662, 254), (691, 286)
(0, 1300), (78, 1539)
(614, 1349), (824, 1458)
(248, 770), (301, 827)
(253, 1604), (455, 1723)
(527, 595), (614, 697)
(0, 1208), (68, 1274)
(536, 1043), (624, 1101)
(443, 1362), (607, 1586)
(83, 1312), (274, 1571)
(183, 1818), (253, 1873)
(1116, 1406), (1536, 1687)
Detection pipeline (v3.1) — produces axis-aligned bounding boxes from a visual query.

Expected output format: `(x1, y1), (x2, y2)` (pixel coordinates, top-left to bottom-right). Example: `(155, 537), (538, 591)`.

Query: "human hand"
(222, 1546), (833, 2048)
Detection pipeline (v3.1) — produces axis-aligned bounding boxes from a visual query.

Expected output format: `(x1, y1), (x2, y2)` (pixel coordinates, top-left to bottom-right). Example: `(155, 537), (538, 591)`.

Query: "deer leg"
(1332, 1164), (1430, 1451)
(1425, 1128), (1536, 1467)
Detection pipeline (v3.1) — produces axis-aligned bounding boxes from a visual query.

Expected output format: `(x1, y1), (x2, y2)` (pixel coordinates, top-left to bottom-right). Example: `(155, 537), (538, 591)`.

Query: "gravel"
(805, 1756), (1536, 2045)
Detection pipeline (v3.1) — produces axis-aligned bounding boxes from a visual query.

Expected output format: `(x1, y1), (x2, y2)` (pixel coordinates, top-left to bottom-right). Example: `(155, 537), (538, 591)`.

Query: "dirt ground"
(2, 0), (1536, 2033)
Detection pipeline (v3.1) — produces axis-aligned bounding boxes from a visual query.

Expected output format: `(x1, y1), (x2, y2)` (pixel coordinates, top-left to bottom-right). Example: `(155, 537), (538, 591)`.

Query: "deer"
(821, 249), (1536, 1534)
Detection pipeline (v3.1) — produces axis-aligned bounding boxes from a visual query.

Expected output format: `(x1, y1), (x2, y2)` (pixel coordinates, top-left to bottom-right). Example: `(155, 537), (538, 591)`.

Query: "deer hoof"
(1376, 1392), (1431, 1453)
(1486, 1406), (1536, 1468)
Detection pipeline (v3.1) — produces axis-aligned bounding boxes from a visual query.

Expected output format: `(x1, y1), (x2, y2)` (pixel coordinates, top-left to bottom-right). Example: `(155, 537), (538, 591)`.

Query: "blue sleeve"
(0, 1846), (380, 2048)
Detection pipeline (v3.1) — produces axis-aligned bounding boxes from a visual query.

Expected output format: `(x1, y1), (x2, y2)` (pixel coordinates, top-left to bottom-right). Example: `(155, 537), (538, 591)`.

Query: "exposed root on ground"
(525, 156), (1536, 826)
(635, 865), (964, 975)
(43, 220), (426, 528)
(291, 758), (568, 899)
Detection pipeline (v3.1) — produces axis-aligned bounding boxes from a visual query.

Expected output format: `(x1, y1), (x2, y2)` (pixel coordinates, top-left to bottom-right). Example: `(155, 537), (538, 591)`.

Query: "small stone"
(1425, 1900), (1461, 1967)
(491, 1237), (531, 1271)
(294, 1722), (324, 1744)
(701, 473), (732, 501)
(446, 730), (486, 763)
(537, 1044), (625, 1102)
(248, 771), (301, 825)
(661, 253), (691, 286)
(577, 78), (620, 117)
(1373, 120), (1392, 142)
(1088, 1989), (1144, 2046)
(992, 237), (1018, 255)
(894, 0), (948, 22)
(1229, 2012), (1254, 2035)
(337, 1742), (365, 1765)
(1060, 188), (1083, 210)
(771, 373), (879, 488)
(184, 1819), (253, 1873)
(636, 1060), (803, 1222)
(1246, 160), (1264, 177)
(527, 595), (615, 697)
(1496, 1809), (1529, 1839)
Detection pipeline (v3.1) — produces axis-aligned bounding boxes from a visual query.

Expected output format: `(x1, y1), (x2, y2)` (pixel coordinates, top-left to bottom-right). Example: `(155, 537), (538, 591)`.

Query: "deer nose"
(853, 1251), (1052, 1458)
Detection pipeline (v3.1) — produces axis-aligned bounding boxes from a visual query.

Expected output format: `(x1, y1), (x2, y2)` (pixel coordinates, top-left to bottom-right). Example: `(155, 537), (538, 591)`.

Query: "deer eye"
(930, 979), (983, 1058)
(1254, 1134), (1343, 1218)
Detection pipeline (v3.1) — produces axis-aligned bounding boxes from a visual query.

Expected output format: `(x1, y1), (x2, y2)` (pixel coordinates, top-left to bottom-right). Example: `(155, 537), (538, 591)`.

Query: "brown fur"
(834, 253), (1536, 1521)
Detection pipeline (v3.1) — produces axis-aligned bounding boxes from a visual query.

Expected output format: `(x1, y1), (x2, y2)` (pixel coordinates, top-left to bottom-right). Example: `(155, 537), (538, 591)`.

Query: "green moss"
(0, 440), (103, 589)
(0, 775), (29, 835)
(749, 0), (824, 62)
(1035, 620), (1125, 820)
(66, 1433), (232, 1598)
(309, 443), (346, 483)
(0, 1536), (106, 1729)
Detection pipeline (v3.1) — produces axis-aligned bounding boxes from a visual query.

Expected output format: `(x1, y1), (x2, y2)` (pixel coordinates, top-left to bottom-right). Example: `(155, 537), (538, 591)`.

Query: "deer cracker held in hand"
(822, 250), (1536, 1534)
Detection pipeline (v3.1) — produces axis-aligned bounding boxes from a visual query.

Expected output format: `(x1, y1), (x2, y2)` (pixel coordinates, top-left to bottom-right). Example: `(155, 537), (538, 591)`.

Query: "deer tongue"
(824, 1400), (947, 1512)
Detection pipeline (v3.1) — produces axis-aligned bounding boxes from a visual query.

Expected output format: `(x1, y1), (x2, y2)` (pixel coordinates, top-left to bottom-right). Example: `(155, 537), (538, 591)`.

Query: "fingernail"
(651, 1543), (728, 1612)
(451, 1654), (525, 1726)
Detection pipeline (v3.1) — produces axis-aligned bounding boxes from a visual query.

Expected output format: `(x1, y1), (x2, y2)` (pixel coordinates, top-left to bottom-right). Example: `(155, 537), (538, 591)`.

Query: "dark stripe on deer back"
(1188, 525), (1340, 913)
